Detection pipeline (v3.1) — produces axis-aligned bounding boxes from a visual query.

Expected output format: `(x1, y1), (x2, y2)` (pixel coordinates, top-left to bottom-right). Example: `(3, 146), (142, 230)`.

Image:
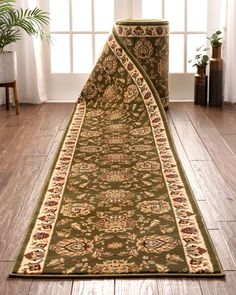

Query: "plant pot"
(209, 45), (223, 106)
(194, 66), (208, 105)
(0, 51), (17, 83)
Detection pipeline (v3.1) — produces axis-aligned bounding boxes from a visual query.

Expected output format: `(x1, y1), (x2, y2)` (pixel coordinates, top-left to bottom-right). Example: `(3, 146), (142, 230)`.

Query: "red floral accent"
(144, 92), (151, 100)
(146, 28), (153, 36)
(133, 26), (145, 36)
(173, 197), (186, 203)
(127, 62), (134, 71)
(25, 252), (35, 260)
(45, 200), (58, 206)
(181, 227), (197, 235)
(156, 27), (163, 35)
(29, 264), (41, 272)
(118, 27), (123, 35)
(115, 48), (123, 57)
(33, 232), (50, 240)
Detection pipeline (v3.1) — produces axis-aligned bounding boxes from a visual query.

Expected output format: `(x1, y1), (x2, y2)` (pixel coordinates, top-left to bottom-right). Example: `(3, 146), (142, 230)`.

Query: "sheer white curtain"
(224, 0), (236, 103)
(0, 0), (47, 105)
(15, 0), (47, 104)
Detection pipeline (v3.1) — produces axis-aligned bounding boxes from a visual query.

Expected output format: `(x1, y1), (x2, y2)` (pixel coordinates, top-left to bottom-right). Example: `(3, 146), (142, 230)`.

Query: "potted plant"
(207, 31), (223, 106)
(188, 46), (209, 105)
(0, 0), (50, 84)
(207, 30), (222, 47)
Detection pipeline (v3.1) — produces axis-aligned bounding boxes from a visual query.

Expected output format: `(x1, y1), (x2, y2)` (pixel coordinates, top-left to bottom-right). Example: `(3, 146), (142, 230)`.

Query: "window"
(141, 0), (207, 73)
(42, 0), (222, 101)
(49, 0), (114, 74)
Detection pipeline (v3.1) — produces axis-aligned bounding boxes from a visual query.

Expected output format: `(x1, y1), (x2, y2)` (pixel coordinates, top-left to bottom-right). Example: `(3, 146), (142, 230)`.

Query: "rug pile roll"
(115, 19), (169, 108)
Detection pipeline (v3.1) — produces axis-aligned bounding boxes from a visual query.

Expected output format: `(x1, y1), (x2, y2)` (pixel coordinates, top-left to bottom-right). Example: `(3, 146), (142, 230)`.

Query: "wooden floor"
(0, 102), (236, 295)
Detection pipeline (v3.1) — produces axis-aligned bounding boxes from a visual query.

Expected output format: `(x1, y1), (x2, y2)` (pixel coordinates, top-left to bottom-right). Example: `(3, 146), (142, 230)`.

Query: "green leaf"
(0, 0), (50, 50)
(196, 45), (204, 51)
(189, 44), (209, 67)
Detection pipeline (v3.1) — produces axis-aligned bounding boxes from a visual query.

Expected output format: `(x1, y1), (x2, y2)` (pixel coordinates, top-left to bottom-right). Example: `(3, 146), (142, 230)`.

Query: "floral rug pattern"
(11, 22), (223, 277)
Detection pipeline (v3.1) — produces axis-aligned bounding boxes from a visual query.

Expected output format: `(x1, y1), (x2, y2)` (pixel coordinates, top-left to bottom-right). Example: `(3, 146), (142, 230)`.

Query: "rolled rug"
(114, 19), (169, 109)
(10, 19), (224, 278)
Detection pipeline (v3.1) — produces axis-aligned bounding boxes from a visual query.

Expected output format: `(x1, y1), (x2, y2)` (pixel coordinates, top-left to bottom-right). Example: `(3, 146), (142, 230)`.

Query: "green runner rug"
(10, 20), (224, 278)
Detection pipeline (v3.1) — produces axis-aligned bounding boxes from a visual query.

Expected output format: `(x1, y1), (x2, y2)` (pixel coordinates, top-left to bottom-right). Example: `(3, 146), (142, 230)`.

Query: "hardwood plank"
(15, 104), (71, 134)
(2, 143), (62, 260)
(157, 278), (202, 295)
(0, 143), (5, 154)
(72, 280), (114, 295)
(2, 106), (73, 261)
(0, 104), (75, 294)
(60, 116), (72, 130)
(54, 129), (67, 143)
(0, 170), (12, 194)
(200, 271), (236, 295)
(44, 102), (74, 115)
(196, 133), (236, 195)
(23, 133), (54, 156)
(0, 155), (44, 203)
(2, 131), (54, 158)
(115, 279), (158, 295)
(0, 107), (16, 128)
(4, 104), (41, 128)
(29, 280), (72, 295)
(209, 230), (236, 271)
(0, 156), (45, 260)
(174, 120), (211, 161)
(37, 104), (74, 136)
(168, 114), (205, 201)
(21, 107), (48, 131)
(197, 201), (218, 229)
(184, 104), (236, 194)
(223, 134), (236, 156)
(184, 103), (235, 163)
(218, 222), (236, 266)
(191, 161), (236, 221)
(216, 159), (236, 196)
(0, 262), (32, 295)
(0, 125), (22, 149)
(0, 107), (70, 168)
(0, 152), (22, 170)
(204, 104), (236, 135)
(38, 115), (65, 136)
(168, 102), (190, 122)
